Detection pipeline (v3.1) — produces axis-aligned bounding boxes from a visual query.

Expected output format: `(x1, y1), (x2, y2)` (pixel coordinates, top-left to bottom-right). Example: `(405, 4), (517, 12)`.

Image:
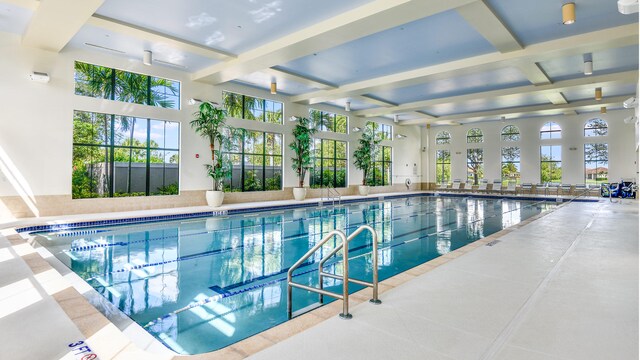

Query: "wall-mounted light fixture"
(270, 81), (277, 95)
(28, 71), (50, 83)
(395, 133), (407, 139)
(352, 126), (362, 132)
(143, 50), (152, 66)
(288, 116), (298, 122)
(595, 87), (602, 101)
(562, 2), (576, 25)
(187, 98), (219, 107)
(584, 60), (593, 75)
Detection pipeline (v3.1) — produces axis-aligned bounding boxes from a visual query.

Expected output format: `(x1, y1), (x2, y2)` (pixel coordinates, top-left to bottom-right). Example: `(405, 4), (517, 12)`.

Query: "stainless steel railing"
(287, 225), (380, 320)
(323, 186), (341, 205)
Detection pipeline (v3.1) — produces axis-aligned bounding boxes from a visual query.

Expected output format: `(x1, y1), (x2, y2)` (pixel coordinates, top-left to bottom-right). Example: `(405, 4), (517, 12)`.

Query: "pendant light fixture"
(600, 106), (607, 114)
(595, 87), (602, 101)
(345, 101), (351, 112)
(270, 81), (277, 95)
(562, 2), (576, 25)
(393, 114), (399, 123)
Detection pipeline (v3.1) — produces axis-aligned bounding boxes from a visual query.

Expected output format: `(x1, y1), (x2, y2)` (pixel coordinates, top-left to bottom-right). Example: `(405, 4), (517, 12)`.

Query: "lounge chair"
(560, 184), (572, 196)
(450, 179), (463, 192)
(535, 183), (546, 196)
(435, 182), (448, 191)
(521, 183), (533, 195)
(491, 179), (503, 194)
(547, 183), (561, 196)
(503, 181), (517, 195)
(476, 180), (489, 193)
(574, 184), (587, 196)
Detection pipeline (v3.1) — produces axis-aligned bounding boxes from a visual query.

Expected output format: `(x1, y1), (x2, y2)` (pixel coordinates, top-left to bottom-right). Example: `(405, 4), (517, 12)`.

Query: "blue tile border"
(16, 192), (596, 235)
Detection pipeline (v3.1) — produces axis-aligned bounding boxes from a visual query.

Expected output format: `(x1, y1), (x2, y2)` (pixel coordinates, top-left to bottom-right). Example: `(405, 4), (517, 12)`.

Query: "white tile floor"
(248, 200), (638, 360)
(0, 198), (636, 360)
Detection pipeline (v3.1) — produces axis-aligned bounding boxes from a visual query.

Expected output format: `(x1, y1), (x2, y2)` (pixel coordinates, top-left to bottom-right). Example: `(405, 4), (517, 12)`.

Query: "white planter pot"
(358, 185), (370, 196)
(205, 190), (224, 207)
(293, 187), (307, 201)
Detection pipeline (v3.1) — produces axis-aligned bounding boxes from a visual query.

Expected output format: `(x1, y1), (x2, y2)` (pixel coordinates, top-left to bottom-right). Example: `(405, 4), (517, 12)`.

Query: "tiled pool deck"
(0, 192), (636, 360)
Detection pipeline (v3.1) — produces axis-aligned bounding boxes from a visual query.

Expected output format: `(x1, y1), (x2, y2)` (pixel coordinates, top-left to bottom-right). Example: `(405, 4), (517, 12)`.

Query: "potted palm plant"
(190, 102), (237, 207)
(289, 116), (319, 201)
(353, 126), (381, 196)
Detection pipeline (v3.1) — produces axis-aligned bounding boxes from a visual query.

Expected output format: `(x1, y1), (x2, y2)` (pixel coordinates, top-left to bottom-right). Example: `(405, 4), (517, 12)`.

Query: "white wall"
(424, 111), (637, 185)
(0, 32), (422, 200)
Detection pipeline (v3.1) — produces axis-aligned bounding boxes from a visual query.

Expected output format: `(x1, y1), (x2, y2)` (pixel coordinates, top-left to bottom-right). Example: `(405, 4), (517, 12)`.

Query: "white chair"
(503, 181), (517, 195)
(463, 181), (475, 192)
(574, 184), (587, 196)
(560, 184), (572, 196)
(491, 179), (503, 194)
(435, 182), (448, 191)
(521, 183), (533, 195)
(450, 179), (463, 191)
(547, 183), (561, 196)
(535, 183), (546, 196)
(476, 180), (489, 193)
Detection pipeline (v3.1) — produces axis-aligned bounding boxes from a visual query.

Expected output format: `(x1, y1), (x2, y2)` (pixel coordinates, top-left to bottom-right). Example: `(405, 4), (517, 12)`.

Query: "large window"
(224, 130), (282, 192)
(309, 109), (347, 134)
(310, 139), (347, 188)
(540, 122), (561, 139)
(72, 110), (180, 199)
(501, 147), (521, 184)
(436, 150), (451, 184)
(222, 91), (283, 124)
(467, 149), (484, 184)
(584, 118), (608, 137)
(501, 125), (520, 141)
(467, 128), (483, 143)
(367, 121), (392, 140)
(74, 62), (180, 109)
(585, 143), (608, 184)
(435, 131), (451, 145)
(368, 146), (392, 186)
(540, 145), (562, 183)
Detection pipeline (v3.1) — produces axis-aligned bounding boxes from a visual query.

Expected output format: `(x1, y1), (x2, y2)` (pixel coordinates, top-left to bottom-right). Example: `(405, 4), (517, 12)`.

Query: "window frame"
(501, 146), (521, 185)
(309, 109), (348, 134)
(366, 121), (392, 141)
(540, 122), (562, 140)
(223, 129), (283, 192)
(540, 145), (562, 183)
(435, 150), (451, 185)
(72, 110), (180, 199)
(501, 125), (520, 142)
(74, 61), (181, 110)
(584, 143), (608, 185)
(369, 145), (392, 186)
(222, 91), (284, 124)
(584, 118), (608, 137)
(466, 128), (484, 143)
(310, 139), (348, 188)
(435, 131), (451, 145)
(466, 148), (484, 184)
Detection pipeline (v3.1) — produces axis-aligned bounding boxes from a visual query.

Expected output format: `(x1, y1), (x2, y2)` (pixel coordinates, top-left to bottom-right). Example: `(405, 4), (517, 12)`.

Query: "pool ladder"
(323, 186), (342, 206)
(287, 225), (381, 320)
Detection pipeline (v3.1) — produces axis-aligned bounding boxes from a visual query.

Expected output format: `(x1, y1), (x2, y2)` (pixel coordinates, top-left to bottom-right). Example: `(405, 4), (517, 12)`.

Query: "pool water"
(35, 196), (554, 354)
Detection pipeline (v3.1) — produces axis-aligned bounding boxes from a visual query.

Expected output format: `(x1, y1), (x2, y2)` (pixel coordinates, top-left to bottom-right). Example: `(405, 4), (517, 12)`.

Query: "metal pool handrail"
(287, 225), (380, 320)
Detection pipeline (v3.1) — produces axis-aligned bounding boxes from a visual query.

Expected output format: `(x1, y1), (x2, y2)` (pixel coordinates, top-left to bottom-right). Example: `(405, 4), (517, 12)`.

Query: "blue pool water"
(35, 195), (554, 354)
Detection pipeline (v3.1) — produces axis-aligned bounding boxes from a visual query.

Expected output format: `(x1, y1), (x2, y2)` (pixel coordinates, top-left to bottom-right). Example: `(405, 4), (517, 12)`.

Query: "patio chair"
(535, 183), (546, 196)
(503, 181), (517, 195)
(491, 179), (503, 194)
(476, 179), (489, 193)
(547, 183), (561, 196)
(450, 179), (463, 192)
(560, 184), (572, 196)
(521, 183), (533, 195)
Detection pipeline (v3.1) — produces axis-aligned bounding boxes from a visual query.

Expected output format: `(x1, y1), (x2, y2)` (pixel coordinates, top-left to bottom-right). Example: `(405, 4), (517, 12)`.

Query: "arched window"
(466, 128), (483, 143)
(501, 125), (520, 141)
(584, 118), (608, 137)
(540, 122), (561, 140)
(435, 131), (451, 145)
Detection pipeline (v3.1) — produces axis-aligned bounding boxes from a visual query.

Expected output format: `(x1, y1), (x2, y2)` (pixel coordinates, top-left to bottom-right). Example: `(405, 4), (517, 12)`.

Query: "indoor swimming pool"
(34, 195), (555, 354)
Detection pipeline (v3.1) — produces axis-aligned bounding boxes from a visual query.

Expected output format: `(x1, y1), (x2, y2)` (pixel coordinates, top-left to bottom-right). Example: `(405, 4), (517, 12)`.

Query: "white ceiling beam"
(266, 67), (338, 90)
(192, 0), (477, 84)
(87, 15), (235, 61)
(22, 0), (104, 52)
(455, 0), (522, 53)
(515, 62), (552, 85)
(402, 96), (630, 125)
(354, 70), (637, 117)
(290, 24), (638, 105)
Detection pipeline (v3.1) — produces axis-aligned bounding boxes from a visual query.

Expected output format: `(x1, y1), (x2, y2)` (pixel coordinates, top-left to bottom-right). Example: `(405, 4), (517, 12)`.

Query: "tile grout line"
(479, 203), (601, 360)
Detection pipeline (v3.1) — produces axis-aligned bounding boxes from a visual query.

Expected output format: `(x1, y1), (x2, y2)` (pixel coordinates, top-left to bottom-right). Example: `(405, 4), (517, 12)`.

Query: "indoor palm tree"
(353, 126), (381, 195)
